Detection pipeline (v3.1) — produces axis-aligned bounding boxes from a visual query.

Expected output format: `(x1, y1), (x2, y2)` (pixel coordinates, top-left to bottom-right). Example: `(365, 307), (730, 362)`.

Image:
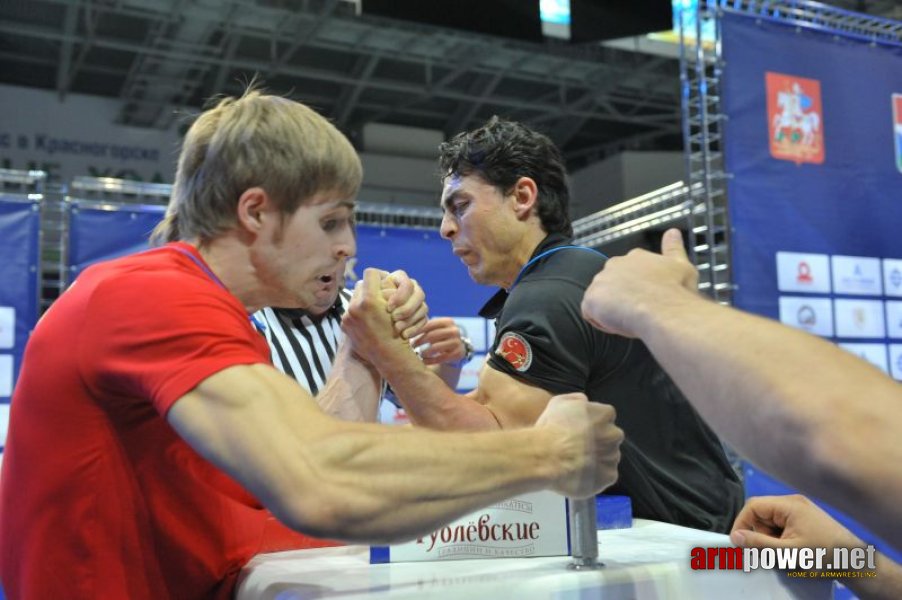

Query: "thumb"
(361, 268), (383, 297)
(731, 529), (793, 549)
(661, 228), (689, 262)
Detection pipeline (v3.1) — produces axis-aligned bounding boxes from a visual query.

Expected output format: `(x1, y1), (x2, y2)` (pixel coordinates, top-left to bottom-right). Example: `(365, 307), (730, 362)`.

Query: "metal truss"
(572, 181), (698, 249)
(0, 0), (682, 168)
(679, 1), (733, 304)
(716, 0), (902, 48)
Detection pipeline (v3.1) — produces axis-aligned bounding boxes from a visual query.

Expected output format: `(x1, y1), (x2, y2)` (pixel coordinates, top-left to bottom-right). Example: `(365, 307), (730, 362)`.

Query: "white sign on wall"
(0, 83), (181, 184)
(0, 307), (14, 349)
(884, 259), (902, 298)
(832, 255), (883, 296)
(834, 299), (886, 338)
(886, 302), (902, 339)
(776, 252), (831, 294)
(889, 345), (902, 381)
(0, 403), (9, 449)
(779, 296), (833, 337)
(0, 355), (12, 397)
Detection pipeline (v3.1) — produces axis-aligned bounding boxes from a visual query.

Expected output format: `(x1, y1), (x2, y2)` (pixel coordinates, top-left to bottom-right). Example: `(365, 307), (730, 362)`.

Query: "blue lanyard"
(169, 246), (267, 333)
(510, 245), (608, 290)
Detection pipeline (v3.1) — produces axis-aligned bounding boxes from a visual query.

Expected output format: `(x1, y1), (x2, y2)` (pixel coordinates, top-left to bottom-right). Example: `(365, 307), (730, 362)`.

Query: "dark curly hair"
(438, 116), (572, 237)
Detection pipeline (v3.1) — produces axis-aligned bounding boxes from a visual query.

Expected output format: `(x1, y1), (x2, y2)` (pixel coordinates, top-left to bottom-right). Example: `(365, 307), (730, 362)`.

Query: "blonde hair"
(152, 88), (362, 244)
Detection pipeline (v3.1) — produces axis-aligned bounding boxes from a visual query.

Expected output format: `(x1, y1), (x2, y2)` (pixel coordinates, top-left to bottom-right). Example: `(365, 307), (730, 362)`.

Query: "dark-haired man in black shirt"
(341, 116), (742, 532)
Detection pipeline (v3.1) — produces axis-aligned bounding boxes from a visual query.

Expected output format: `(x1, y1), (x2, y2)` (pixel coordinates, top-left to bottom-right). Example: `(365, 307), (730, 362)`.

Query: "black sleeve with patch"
(487, 276), (628, 393)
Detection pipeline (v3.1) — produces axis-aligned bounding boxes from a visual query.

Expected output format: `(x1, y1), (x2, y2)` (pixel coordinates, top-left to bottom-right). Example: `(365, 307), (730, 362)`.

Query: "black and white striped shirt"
(254, 289), (352, 396)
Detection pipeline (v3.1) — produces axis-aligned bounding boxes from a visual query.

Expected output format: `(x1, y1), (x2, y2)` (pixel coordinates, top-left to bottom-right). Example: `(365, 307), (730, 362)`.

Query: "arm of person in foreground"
(343, 269), (557, 430)
(580, 228), (902, 549)
(732, 495), (902, 600)
(166, 363), (623, 544)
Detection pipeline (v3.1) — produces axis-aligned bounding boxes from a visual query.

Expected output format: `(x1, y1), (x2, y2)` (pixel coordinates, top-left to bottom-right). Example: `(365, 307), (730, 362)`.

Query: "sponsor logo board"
(776, 252), (830, 294)
(835, 300), (886, 338)
(779, 296), (833, 337)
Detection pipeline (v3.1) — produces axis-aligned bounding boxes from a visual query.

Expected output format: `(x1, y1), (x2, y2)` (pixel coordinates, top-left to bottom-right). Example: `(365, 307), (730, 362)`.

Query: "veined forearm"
(844, 552), (902, 600)
(375, 343), (499, 431)
(431, 362), (463, 390)
(300, 424), (559, 542)
(317, 342), (381, 422)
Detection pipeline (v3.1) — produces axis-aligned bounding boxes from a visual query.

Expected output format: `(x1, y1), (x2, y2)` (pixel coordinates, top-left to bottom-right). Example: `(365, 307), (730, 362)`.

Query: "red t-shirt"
(0, 243), (327, 599)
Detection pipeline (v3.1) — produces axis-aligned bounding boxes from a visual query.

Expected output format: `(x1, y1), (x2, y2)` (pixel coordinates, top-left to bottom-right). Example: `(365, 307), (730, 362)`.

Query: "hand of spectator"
(731, 494), (864, 551)
(412, 317), (467, 366)
(380, 270), (429, 340)
(581, 228), (699, 338)
(535, 393), (623, 498)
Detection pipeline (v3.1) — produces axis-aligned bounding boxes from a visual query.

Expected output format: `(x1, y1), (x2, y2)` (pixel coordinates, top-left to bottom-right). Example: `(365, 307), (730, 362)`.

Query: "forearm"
(373, 338), (499, 430)
(301, 423), (561, 542)
(431, 362), (463, 390)
(169, 365), (573, 547)
(843, 553), (902, 600)
(316, 341), (382, 422)
(637, 292), (902, 540)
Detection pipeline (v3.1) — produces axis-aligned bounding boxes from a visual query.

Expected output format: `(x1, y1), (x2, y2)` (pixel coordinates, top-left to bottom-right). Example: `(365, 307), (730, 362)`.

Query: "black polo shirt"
(481, 233), (743, 533)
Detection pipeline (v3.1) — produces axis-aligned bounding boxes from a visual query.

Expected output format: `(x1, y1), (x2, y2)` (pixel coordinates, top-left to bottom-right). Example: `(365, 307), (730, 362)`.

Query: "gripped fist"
(343, 268), (406, 365)
(535, 393), (623, 498)
(380, 270), (429, 340)
(580, 228), (699, 338)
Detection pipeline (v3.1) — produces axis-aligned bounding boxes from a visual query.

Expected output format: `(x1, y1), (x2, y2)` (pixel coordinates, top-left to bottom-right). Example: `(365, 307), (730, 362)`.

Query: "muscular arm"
(377, 347), (553, 430)
(581, 228), (902, 548)
(637, 294), (902, 547)
(315, 340), (382, 422)
(166, 363), (621, 543)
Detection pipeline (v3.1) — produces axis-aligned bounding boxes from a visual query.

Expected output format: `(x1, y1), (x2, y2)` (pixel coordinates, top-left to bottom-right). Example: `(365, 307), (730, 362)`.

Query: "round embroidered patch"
(496, 332), (532, 372)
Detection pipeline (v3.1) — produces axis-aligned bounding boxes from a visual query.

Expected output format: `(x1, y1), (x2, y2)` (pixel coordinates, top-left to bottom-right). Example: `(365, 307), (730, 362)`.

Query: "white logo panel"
(835, 299), (886, 338)
(886, 302), (902, 339)
(450, 317), (489, 352)
(839, 343), (888, 374)
(0, 403), (8, 449)
(832, 256), (882, 296)
(883, 259), (902, 298)
(776, 252), (831, 293)
(0, 307), (14, 349)
(0, 355), (12, 398)
(889, 345), (902, 381)
(779, 296), (833, 337)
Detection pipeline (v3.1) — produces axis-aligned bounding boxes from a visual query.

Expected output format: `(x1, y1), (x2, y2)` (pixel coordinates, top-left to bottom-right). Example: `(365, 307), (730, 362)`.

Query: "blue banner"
(66, 201), (166, 283)
(0, 196), (41, 406)
(722, 12), (902, 362)
(354, 225), (492, 318)
(721, 11), (902, 559)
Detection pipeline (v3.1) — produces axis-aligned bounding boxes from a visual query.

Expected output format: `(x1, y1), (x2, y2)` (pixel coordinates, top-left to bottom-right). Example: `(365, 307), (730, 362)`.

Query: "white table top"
(236, 519), (830, 599)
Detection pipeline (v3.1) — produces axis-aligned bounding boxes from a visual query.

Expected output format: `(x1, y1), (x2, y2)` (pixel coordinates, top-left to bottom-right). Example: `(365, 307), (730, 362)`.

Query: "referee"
(254, 259), (473, 401)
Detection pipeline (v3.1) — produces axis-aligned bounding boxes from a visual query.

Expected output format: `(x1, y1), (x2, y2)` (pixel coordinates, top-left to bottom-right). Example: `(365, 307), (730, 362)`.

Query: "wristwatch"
(456, 335), (475, 367)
